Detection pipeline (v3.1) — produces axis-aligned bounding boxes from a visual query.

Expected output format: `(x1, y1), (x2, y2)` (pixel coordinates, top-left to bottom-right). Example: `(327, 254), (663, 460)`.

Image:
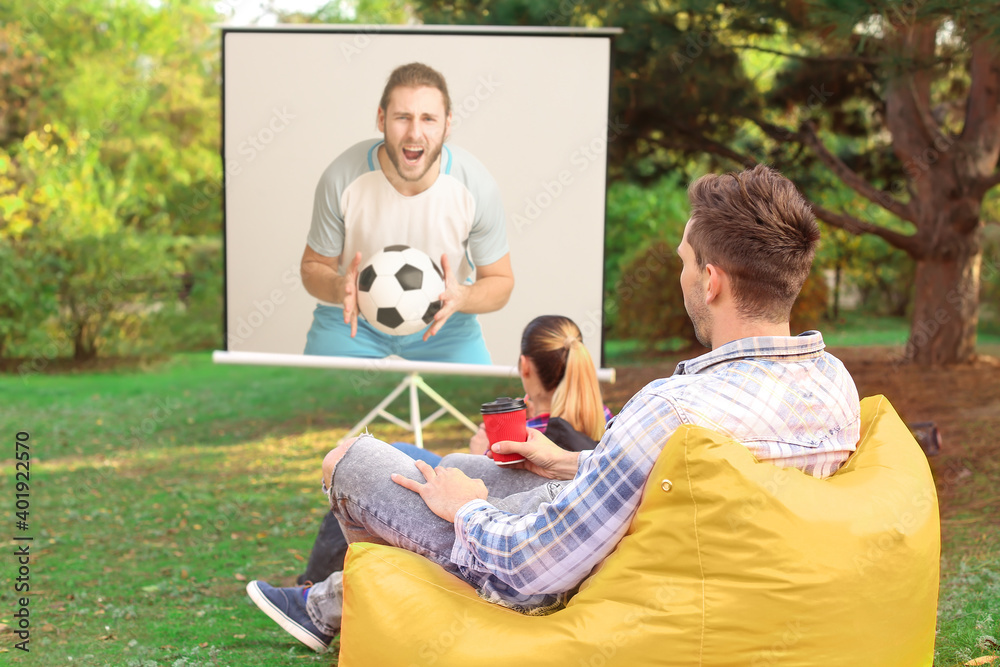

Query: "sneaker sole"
(246, 581), (330, 652)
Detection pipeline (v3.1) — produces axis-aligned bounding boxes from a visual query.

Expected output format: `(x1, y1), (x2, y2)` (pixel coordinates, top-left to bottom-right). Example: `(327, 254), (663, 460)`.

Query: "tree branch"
(797, 121), (917, 223)
(904, 23), (943, 148)
(905, 76), (945, 148)
(728, 43), (881, 65)
(664, 122), (759, 168)
(747, 116), (917, 223)
(690, 136), (758, 168)
(962, 38), (1000, 142)
(811, 203), (925, 257)
(961, 37), (1000, 185)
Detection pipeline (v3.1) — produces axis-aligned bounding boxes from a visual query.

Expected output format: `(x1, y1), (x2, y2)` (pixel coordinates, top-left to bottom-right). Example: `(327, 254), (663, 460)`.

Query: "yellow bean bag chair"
(338, 395), (940, 666)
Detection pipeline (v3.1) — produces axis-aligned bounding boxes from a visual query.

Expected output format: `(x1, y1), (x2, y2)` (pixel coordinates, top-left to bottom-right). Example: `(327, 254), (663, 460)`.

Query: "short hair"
(686, 164), (820, 323)
(520, 315), (605, 442)
(379, 62), (451, 115)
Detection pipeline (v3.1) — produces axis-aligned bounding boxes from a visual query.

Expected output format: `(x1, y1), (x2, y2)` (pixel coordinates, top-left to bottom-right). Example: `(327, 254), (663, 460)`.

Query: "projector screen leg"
(343, 372), (478, 448)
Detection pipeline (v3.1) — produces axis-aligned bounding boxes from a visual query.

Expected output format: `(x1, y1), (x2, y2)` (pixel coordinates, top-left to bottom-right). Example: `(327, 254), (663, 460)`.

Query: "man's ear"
(443, 112), (453, 141)
(704, 263), (727, 304)
(376, 106), (385, 133)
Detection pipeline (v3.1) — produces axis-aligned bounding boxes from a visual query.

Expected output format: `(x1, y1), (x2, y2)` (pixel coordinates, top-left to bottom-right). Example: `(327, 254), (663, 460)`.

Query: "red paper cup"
(481, 397), (527, 465)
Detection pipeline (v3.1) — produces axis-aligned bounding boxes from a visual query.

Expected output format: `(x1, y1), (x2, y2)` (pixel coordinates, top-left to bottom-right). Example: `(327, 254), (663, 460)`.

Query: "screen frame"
(218, 24), (621, 375)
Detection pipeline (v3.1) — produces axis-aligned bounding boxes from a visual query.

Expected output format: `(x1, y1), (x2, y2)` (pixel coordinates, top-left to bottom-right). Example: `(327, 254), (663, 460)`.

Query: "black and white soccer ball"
(356, 245), (445, 336)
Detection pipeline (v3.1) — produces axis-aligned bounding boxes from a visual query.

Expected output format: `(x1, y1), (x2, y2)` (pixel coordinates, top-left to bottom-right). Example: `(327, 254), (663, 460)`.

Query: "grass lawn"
(0, 355), (523, 666)
(1, 321), (998, 665)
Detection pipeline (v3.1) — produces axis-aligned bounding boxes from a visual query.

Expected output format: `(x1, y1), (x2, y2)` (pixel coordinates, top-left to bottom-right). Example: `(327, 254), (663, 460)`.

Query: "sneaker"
(246, 580), (334, 652)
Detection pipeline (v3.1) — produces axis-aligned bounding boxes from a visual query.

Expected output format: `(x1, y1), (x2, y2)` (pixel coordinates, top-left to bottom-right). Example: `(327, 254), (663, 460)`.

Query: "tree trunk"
(73, 321), (97, 361)
(832, 263), (841, 319)
(905, 244), (981, 365)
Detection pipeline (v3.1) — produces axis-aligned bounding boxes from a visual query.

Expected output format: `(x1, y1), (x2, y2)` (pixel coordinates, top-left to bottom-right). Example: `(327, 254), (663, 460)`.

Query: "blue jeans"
(304, 305), (492, 364)
(389, 441), (443, 466)
(304, 435), (553, 633)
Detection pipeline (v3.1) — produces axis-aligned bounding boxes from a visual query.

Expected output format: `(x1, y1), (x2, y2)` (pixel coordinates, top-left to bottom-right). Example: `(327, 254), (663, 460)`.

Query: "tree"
(411, 0), (1000, 365)
(0, 0), (221, 360)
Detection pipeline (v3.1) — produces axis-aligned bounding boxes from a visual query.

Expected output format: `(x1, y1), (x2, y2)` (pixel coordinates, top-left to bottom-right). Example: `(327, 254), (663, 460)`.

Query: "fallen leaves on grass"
(965, 657), (998, 666)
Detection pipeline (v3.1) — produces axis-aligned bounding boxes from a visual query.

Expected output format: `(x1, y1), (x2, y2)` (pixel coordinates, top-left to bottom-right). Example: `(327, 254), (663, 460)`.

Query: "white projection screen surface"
(222, 26), (614, 370)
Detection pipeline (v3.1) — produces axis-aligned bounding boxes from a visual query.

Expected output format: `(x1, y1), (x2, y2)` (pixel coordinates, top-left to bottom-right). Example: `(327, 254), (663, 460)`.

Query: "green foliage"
(981, 228), (1000, 336)
(604, 173), (691, 333)
(144, 235), (224, 353)
(1, 123), (184, 359)
(280, 0), (414, 23)
(406, 0), (1000, 364)
(0, 241), (58, 358)
(0, 0), (221, 359)
(610, 238), (697, 350)
(790, 266), (829, 334)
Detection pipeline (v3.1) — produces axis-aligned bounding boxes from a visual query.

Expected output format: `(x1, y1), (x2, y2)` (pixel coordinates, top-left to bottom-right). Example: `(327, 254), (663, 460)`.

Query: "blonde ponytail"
(550, 338), (606, 441)
(521, 315), (607, 441)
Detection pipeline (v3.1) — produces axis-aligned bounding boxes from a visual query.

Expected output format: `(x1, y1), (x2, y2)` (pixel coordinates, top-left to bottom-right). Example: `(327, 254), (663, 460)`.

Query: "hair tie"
(564, 336), (580, 349)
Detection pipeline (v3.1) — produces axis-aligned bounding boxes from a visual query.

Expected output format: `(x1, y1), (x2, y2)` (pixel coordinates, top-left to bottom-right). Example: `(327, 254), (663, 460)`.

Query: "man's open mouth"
(402, 146), (425, 163)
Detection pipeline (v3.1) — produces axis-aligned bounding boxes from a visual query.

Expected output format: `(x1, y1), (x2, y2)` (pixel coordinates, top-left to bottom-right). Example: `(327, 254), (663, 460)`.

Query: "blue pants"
(389, 441), (444, 466)
(304, 305), (492, 365)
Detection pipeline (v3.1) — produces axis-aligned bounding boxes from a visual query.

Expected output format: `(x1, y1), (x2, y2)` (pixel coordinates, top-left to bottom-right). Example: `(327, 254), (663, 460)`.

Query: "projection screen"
(220, 25), (617, 373)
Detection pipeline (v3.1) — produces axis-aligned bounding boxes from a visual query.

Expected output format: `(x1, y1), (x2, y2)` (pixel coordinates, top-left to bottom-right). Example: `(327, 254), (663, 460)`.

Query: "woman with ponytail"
(515, 315), (611, 445)
(289, 315), (613, 587)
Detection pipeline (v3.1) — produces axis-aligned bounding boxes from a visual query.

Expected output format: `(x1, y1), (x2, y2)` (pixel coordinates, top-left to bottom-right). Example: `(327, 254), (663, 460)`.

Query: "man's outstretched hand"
(489, 428), (580, 481)
(423, 254), (468, 341)
(392, 460), (488, 523)
(341, 251), (363, 338)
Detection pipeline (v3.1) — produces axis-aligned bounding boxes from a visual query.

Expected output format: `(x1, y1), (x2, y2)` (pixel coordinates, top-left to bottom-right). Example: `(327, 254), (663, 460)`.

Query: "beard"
(383, 135), (445, 184)
(685, 284), (713, 349)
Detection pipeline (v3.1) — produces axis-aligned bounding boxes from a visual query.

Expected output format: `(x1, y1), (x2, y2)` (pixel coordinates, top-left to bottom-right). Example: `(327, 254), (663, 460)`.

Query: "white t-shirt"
(307, 139), (508, 305)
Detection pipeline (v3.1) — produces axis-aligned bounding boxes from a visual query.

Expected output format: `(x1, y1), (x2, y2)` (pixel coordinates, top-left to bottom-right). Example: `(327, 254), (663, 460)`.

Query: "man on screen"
(301, 62), (513, 364)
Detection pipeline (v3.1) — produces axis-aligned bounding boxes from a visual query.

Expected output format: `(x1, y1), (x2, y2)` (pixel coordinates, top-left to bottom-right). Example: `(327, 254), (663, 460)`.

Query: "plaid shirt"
(451, 332), (860, 612)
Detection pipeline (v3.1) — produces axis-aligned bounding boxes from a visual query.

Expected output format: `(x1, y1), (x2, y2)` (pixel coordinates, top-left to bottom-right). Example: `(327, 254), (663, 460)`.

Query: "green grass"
(936, 557), (1000, 664)
(821, 312), (1000, 348)
(0, 354), (523, 666)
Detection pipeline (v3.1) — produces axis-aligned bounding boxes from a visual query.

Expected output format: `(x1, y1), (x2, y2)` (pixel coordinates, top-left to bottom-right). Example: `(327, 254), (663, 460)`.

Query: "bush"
(604, 174), (690, 332)
(980, 229), (1000, 335)
(143, 235), (223, 352)
(609, 239), (697, 350)
(610, 239), (830, 351)
(790, 266), (829, 334)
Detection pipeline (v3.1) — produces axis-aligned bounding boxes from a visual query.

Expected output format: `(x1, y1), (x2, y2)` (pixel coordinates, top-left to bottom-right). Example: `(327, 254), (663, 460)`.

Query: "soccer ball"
(356, 245), (445, 336)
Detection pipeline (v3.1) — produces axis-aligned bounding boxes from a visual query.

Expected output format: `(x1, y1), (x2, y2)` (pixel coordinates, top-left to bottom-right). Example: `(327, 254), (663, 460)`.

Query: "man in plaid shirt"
(246, 164), (860, 651)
